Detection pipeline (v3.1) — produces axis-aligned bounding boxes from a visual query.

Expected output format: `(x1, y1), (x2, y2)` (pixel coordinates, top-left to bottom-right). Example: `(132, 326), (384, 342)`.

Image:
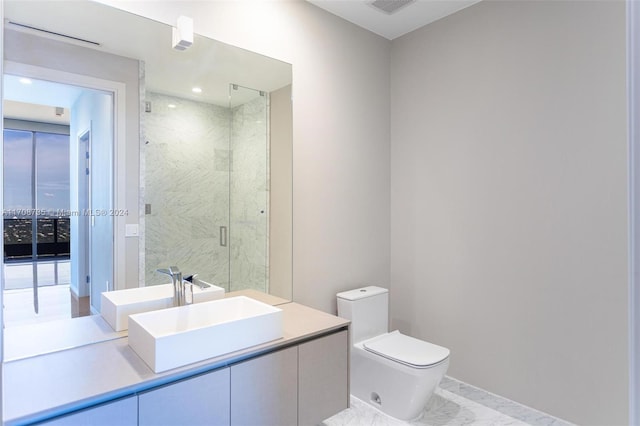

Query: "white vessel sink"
(101, 282), (225, 331)
(127, 296), (283, 373)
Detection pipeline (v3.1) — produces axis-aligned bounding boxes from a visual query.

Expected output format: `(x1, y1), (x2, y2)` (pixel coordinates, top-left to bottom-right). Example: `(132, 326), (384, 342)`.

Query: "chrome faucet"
(156, 266), (188, 306)
(184, 273), (210, 290)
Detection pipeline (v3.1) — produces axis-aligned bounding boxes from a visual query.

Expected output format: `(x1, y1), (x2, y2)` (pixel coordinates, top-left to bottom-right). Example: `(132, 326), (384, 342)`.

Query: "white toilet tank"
(337, 286), (389, 344)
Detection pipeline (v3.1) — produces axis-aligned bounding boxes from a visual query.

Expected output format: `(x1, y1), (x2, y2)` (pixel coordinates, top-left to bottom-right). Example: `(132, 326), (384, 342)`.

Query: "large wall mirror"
(2, 0), (292, 360)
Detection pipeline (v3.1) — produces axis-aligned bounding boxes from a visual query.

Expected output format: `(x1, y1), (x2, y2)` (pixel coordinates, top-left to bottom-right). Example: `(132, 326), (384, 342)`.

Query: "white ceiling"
(307, 0), (481, 40)
(2, 0), (473, 121)
(4, 75), (80, 125)
(4, 1), (291, 108)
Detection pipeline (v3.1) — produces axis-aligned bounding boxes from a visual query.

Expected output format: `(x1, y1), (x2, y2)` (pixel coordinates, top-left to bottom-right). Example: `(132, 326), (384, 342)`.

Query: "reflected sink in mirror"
(128, 296), (283, 373)
(101, 282), (225, 332)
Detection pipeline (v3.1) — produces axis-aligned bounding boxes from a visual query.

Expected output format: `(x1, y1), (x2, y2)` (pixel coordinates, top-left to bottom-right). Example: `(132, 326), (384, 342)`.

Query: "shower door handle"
(219, 226), (227, 247)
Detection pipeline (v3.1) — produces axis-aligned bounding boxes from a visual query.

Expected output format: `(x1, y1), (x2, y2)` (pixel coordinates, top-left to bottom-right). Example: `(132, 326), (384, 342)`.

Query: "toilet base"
(351, 341), (449, 421)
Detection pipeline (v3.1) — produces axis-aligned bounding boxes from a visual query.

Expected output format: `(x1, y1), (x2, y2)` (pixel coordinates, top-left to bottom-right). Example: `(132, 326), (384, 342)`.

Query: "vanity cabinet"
(31, 330), (349, 426)
(27, 330), (349, 426)
(36, 396), (137, 426)
(138, 368), (230, 426)
(298, 330), (349, 425)
(230, 346), (298, 426)
(9, 313), (350, 426)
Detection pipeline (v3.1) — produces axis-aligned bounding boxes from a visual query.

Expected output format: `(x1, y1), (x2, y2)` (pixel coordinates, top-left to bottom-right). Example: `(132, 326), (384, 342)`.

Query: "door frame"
(3, 61), (127, 294)
(77, 127), (92, 305)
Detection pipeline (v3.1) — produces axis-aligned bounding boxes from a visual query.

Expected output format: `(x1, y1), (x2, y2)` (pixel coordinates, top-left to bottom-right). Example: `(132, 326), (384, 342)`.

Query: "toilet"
(336, 286), (450, 421)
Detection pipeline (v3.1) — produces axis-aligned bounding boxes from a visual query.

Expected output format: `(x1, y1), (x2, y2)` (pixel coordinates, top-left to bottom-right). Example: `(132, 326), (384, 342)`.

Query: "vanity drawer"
(230, 346), (298, 426)
(138, 368), (230, 426)
(298, 330), (349, 425)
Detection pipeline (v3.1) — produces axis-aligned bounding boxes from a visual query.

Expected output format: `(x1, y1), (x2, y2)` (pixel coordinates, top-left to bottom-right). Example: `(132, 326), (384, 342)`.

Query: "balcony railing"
(4, 217), (70, 261)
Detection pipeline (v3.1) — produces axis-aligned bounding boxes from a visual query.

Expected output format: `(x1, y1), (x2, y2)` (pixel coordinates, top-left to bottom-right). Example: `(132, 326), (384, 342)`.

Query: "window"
(3, 123), (70, 260)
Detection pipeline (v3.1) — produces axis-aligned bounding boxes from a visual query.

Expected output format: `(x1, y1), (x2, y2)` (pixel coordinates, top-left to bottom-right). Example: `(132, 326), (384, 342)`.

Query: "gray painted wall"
(390, 1), (628, 424)
(270, 84), (293, 300)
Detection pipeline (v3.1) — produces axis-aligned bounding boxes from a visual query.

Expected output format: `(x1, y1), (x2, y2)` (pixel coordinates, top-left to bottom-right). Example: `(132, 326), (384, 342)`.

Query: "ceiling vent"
(368, 0), (416, 15)
(6, 21), (100, 46)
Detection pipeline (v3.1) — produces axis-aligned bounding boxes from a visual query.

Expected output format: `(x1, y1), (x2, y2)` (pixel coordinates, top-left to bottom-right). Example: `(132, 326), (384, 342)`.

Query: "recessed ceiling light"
(168, 104), (177, 109)
(19, 78), (32, 85)
(192, 87), (202, 93)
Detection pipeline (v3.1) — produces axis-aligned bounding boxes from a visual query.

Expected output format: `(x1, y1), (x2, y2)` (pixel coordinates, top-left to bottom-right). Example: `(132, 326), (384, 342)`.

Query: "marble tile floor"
(322, 376), (573, 426)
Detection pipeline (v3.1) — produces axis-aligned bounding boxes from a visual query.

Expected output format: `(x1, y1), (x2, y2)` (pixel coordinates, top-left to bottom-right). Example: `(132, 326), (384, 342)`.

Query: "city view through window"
(3, 128), (70, 261)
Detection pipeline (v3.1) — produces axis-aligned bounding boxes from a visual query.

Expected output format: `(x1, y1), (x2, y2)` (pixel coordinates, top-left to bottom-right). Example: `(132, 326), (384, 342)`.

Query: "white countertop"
(3, 315), (127, 361)
(2, 299), (349, 425)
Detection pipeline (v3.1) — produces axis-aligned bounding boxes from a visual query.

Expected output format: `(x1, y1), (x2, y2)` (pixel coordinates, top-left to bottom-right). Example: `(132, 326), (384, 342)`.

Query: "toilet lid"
(363, 330), (450, 368)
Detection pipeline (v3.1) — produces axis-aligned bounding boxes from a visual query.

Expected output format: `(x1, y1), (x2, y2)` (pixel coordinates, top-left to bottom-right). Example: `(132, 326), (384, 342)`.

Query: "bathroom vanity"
(2, 292), (350, 426)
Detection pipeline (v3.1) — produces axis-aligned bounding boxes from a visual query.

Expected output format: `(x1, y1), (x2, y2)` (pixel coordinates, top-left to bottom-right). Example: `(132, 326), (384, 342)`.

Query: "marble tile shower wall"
(229, 95), (270, 292)
(144, 92), (231, 288)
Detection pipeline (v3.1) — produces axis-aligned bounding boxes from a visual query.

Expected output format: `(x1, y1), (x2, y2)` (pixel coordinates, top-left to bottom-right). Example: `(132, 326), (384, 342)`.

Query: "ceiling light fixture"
(19, 78), (32, 85)
(172, 16), (193, 51)
(192, 87), (202, 94)
(168, 104), (177, 109)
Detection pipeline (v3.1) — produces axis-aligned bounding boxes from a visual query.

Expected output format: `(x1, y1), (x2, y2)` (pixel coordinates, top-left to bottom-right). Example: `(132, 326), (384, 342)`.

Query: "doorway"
(2, 73), (114, 326)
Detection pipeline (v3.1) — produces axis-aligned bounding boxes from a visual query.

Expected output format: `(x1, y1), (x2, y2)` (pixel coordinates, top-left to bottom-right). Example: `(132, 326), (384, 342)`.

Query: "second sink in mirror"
(101, 282), (225, 332)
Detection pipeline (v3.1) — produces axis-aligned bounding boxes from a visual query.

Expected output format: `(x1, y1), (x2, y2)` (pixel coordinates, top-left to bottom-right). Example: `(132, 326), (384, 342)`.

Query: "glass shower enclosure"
(143, 84), (269, 294)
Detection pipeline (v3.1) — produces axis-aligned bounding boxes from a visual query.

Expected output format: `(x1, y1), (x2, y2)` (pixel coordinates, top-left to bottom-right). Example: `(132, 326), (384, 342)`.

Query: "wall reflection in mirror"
(1, 0), (292, 359)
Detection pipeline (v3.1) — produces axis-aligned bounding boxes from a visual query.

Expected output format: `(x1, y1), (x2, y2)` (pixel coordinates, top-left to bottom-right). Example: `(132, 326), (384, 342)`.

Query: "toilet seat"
(363, 330), (449, 369)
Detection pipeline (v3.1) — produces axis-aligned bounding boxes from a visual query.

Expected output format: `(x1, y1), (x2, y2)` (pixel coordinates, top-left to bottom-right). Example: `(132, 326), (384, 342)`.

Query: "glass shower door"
(143, 92), (231, 289)
(143, 84), (269, 294)
(228, 84), (269, 293)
